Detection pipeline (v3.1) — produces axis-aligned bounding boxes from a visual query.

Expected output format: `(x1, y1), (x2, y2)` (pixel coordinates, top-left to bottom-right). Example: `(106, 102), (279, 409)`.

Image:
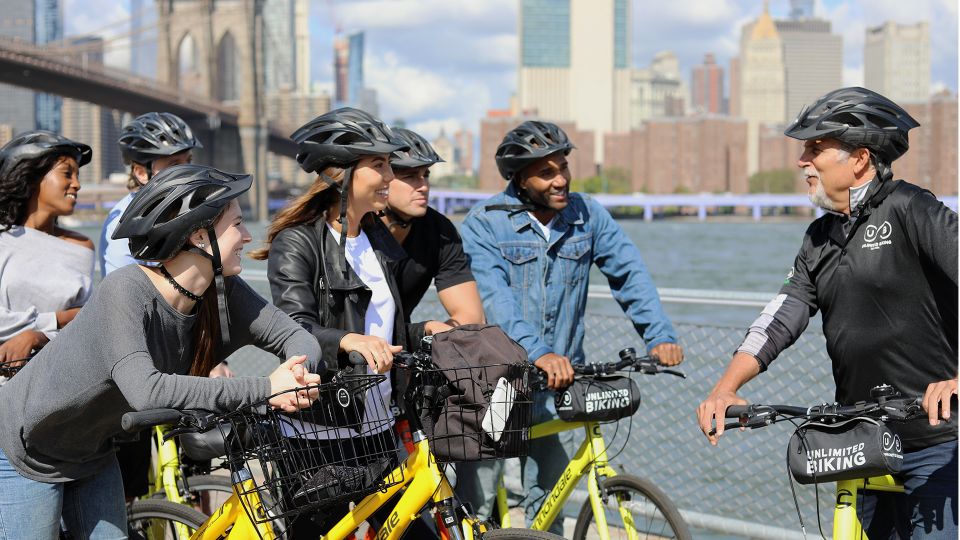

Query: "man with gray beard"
(697, 87), (957, 539)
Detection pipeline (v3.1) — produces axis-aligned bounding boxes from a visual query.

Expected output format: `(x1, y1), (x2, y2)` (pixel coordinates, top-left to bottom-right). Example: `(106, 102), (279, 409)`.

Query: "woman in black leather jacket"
(250, 107), (449, 536)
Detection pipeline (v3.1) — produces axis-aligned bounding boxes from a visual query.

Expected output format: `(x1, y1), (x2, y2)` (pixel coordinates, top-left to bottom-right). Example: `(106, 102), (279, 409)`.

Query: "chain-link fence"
(226, 286), (839, 539)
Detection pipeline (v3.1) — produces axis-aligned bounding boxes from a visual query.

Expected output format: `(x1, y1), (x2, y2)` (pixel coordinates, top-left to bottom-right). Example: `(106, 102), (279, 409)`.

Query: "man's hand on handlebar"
(534, 352), (575, 390)
(923, 378), (958, 426)
(696, 389), (747, 446)
(650, 342), (683, 366)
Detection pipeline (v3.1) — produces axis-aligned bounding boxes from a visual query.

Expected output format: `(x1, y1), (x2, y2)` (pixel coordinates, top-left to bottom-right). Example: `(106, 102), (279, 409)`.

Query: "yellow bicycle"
(720, 386), (928, 539)
(494, 349), (692, 540)
(122, 349), (565, 540)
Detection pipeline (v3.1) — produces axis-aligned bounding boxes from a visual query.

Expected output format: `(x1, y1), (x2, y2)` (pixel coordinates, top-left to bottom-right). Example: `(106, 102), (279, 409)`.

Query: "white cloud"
(365, 51), (458, 119)
(409, 117), (463, 140)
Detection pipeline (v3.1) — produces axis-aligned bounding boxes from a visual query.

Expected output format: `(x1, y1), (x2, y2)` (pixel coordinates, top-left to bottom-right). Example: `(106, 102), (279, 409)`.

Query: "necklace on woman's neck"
(159, 265), (203, 302)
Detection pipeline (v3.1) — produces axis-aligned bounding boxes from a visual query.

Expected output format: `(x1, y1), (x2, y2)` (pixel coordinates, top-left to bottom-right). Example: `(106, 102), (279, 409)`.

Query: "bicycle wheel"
(181, 473), (234, 514)
(481, 529), (566, 540)
(572, 474), (691, 540)
(127, 499), (207, 540)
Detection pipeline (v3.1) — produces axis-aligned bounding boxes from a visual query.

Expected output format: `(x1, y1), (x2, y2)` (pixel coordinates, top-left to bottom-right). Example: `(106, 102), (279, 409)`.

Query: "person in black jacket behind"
(251, 107), (449, 537)
(697, 87), (957, 539)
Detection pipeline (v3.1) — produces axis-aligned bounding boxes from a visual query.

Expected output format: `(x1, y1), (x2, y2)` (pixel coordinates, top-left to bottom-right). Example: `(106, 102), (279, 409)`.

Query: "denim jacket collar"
(502, 183), (585, 245)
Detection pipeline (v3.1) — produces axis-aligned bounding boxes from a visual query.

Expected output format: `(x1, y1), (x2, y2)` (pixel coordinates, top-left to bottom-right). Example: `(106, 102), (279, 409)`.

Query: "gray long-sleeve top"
(0, 226), (95, 342)
(0, 264), (322, 482)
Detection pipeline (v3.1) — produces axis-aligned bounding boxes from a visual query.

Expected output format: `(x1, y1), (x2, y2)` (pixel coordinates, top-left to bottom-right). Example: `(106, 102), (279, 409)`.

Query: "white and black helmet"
(390, 127), (444, 169)
(784, 87), (919, 164)
(118, 112), (203, 166)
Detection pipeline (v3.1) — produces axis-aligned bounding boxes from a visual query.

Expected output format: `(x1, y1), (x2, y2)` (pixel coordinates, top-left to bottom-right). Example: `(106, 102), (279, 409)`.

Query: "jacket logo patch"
(861, 221), (893, 250)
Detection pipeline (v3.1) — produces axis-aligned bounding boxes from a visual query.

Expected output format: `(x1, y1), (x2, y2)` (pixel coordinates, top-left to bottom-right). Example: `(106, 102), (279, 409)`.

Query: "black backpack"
(425, 324), (533, 462)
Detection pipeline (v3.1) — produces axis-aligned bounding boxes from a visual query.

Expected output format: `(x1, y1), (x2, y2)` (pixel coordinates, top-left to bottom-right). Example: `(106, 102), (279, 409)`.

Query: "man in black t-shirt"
(697, 87), (957, 539)
(381, 127), (484, 325)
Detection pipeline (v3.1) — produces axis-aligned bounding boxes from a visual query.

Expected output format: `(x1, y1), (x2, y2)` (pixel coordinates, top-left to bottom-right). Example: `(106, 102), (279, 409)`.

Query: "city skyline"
(55, 0), (959, 142)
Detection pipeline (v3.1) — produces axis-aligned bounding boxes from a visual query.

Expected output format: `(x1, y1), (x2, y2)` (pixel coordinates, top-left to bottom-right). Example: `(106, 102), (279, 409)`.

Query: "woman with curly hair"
(0, 131), (95, 365)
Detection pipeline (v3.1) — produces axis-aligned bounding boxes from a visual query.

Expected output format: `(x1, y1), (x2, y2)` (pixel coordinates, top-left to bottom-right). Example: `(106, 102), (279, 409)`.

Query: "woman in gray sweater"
(0, 164), (325, 539)
(0, 131), (96, 365)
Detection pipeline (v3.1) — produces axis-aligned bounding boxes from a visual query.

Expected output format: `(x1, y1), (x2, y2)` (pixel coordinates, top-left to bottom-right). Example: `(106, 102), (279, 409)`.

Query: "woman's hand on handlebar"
(340, 333), (401, 374)
(650, 342), (683, 366)
(534, 352), (575, 390)
(697, 388), (747, 446)
(269, 355), (322, 412)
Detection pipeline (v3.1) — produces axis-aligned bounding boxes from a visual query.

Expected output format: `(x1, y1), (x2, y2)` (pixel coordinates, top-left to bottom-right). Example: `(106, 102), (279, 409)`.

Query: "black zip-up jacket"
(741, 178), (957, 451)
(266, 214), (426, 374)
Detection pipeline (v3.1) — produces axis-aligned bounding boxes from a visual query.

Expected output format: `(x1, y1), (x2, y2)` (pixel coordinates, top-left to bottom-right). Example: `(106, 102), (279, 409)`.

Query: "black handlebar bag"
(787, 417), (904, 485)
(554, 375), (641, 422)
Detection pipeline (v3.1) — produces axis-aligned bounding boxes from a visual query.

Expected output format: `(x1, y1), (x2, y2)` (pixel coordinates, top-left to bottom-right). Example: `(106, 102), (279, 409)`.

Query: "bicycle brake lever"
(661, 368), (686, 378)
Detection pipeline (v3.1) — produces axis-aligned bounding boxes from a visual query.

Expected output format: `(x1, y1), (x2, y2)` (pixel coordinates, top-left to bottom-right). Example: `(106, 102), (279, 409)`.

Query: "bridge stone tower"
(156, 0), (268, 221)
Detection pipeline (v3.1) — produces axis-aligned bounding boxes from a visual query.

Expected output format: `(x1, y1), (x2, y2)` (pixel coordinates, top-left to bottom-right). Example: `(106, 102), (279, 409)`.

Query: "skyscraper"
(34, 0), (62, 132)
(739, 2), (785, 174)
(864, 21), (930, 104)
(776, 17), (842, 121)
(60, 37), (124, 183)
(332, 31), (373, 112)
(517, 0), (631, 158)
(0, 0), (63, 133)
(263, 0), (310, 93)
(691, 53), (724, 114)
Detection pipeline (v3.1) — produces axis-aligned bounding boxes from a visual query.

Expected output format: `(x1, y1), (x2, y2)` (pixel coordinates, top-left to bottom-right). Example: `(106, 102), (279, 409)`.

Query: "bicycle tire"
(181, 473), (234, 513)
(571, 474), (692, 540)
(481, 529), (566, 540)
(127, 499), (207, 540)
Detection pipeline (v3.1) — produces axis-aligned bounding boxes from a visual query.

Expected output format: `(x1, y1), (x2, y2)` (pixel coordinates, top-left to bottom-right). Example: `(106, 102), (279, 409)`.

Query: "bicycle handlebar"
(121, 409), (218, 435)
(720, 390), (924, 434)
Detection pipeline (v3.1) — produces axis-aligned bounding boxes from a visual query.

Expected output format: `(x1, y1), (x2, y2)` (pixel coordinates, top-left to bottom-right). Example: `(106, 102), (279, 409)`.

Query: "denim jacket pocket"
(556, 234), (592, 285)
(499, 241), (539, 289)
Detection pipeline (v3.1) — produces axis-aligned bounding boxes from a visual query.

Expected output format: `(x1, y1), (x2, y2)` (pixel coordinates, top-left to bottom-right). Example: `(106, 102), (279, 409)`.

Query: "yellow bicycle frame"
(496, 419), (629, 540)
(149, 425), (185, 503)
(179, 433), (485, 540)
(832, 475), (904, 540)
(323, 434), (486, 540)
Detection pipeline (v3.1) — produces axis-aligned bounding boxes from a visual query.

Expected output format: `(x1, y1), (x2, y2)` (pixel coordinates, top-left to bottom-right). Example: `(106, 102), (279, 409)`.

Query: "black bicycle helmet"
(389, 127), (444, 169)
(113, 164), (251, 262)
(118, 112), (203, 166)
(495, 121), (575, 182)
(0, 130), (91, 179)
(784, 87), (919, 164)
(292, 107), (408, 174)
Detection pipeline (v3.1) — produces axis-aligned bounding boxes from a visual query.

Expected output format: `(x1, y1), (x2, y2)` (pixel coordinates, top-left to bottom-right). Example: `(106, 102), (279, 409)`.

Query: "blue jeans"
(0, 449), (127, 540)
(456, 391), (572, 536)
(860, 439), (958, 539)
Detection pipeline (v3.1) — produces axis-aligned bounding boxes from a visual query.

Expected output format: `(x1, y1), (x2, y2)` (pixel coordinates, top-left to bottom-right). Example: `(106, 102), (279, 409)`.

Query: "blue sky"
(66, 0), (958, 140)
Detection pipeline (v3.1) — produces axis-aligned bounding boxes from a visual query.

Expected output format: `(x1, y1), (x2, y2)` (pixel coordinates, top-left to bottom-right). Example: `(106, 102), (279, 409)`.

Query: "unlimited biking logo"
(861, 220), (893, 251)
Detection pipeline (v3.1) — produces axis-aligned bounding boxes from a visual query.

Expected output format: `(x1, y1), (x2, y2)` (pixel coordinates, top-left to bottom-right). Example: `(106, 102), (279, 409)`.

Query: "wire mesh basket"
(218, 372), (405, 523)
(424, 361), (533, 463)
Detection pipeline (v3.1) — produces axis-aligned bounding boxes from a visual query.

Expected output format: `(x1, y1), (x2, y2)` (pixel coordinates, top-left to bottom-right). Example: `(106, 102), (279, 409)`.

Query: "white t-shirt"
(282, 226), (397, 439)
(528, 212), (556, 241)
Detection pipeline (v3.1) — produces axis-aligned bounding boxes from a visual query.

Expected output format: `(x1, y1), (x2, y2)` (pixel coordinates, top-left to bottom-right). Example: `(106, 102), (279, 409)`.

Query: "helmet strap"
(384, 207), (411, 229)
(337, 166), (355, 280)
(205, 226), (231, 349)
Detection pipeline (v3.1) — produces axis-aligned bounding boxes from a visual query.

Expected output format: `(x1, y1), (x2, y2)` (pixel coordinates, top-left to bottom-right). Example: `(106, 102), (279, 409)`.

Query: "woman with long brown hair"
(0, 164), (323, 538)
(252, 107), (449, 536)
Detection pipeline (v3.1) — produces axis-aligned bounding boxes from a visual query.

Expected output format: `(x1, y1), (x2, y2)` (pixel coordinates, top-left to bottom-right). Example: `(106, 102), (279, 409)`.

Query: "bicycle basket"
(787, 417), (904, 485)
(218, 373), (405, 523)
(555, 375), (641, 423)
(427, 361), (533, 463)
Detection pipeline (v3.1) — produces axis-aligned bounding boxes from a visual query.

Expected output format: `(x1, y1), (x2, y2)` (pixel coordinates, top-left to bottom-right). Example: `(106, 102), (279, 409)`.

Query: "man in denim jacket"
(458, 120), (683, 532)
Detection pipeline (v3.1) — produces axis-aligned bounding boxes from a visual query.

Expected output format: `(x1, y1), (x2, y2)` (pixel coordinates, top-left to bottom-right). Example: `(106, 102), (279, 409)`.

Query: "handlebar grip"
(725, 405), (750, 418)
(121, 409), (183, 433)
(348, 350), (367, 367)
